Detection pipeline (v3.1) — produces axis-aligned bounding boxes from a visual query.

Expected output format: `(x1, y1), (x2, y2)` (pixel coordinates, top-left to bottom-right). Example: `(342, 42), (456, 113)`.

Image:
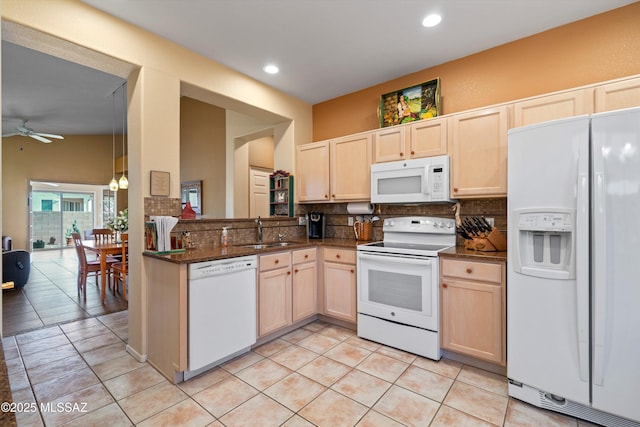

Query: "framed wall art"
(378, 78), (441, 128)
(150, 170), (170, 197)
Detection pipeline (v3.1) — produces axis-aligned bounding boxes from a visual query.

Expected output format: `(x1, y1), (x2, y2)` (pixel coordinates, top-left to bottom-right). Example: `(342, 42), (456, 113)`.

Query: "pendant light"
(118, 84), (129, 189)
(109, 89), (119, 192)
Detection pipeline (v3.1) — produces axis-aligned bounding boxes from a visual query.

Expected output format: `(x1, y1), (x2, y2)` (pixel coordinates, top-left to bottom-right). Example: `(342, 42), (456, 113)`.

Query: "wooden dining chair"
(92, 228), (115, 244)
(72, 232), (115, 300)
(111, 232), (128, 301)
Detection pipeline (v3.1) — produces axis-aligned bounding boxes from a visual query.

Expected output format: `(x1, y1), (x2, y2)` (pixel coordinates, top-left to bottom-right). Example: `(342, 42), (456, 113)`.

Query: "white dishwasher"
(187, 255), (257, 379)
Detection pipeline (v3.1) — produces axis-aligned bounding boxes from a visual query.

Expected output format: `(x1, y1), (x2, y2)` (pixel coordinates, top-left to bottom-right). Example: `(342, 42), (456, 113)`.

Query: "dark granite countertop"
(143, 238), (360, 264)
(440, 246), (507, 262)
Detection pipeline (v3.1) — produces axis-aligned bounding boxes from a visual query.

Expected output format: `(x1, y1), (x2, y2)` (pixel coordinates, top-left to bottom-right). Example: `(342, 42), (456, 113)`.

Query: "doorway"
(249, 167), (271, 218)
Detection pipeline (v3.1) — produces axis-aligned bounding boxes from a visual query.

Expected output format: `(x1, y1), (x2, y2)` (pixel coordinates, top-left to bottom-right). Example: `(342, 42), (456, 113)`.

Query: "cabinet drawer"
(441, 258), (502, 284)
(293, 248), (316, 264)
(260, 252), (291, 271)
(323, 248), (356, 264)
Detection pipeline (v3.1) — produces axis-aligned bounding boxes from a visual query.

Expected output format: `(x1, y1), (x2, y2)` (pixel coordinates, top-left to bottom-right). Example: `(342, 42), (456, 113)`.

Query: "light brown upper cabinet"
(595, 76), (640, 112)
(512, 89), (594, 128)
(296, 141), (330, 202)
(330, 133), (372, 201)
(373, 117), (447, 163)
(449, 105), (509, 198)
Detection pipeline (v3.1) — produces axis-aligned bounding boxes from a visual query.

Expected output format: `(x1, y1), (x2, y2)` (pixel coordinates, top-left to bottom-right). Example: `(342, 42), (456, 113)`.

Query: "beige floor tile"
(282, 414), (316, 427)
(443, 381), (508, 426)
(356, 410), (405, 427)
(41, 383), (115, 426)
(59, 317), (102, 334)
(103, 364), (167, 400)
(254, 338), (292, 357)
(376, 345), (418, 364)
(221, 351), (264, 374)
(33, 366), (100, 403)
(270, 345), (319, 370)
(16, 325), (63, 345)
(2, 337), (20, 360)
(280, 328), (314, 344)
(137, 398), (215, 427)
(81, 342), (128, 366)
(27, 354), (87, 385)
(297, 356), (352, 387)
(396, 365), (454, 403)
(234, 358), (292, 390)
(431, 405), (497, 427)
(331, 369), (392, 407)
(64, 324), (111, 343)
(18, 333), (71, 356)
(297, 333), (340, 354)
(118, 381), (188, 424)
(317, 324), (355, 341)
(220, 393), (294, 427)
(374, 385), (440, 427)
(92, 354), (147, 381)
(72, 332), (123, 353)
(22, 343), (78, 369)
(60, 402), (133, 427)
(412, 356), (462, 379)
(356, 353), (409, 383)
(8, 368), (30, 392)
(299, 389), (368, 427)
(178, 367), (231, 396)
(504, 398), (579, 427)
(193, 376), (258, 418)
(457, 365), (508, 396)
(5, 356), (24, 375)
(302, 320), (328, 332)
(264, 372), (326, 412)
(324, 342), (371, 367)
(345, 335), (382, 352)
(11, 388), (44, 427)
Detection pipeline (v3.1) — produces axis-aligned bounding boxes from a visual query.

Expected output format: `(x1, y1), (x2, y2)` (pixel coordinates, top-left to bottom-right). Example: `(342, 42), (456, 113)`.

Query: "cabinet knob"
(466, 267), (473, 274)
(294, 269), (299, 273)
(336, 254), (341, 259)
(399, 152), (404, 157)
(453, 187), (459, 193)
(324, 194), (329, 199)
(442, 283), (448, 288)
(350, 269), (354, 273)
(287, 271), (291, 275)
(332, 194), (336, 198)
(304, 254), (309, 259)
(410, 150), (415, 155)
(275, 259), (279, 264)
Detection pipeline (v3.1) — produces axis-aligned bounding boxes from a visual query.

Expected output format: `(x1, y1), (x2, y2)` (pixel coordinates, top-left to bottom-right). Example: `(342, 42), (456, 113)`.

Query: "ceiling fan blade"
(36, 133), (64, 140)
(2, 132), (20, 138)
(30, 134), (52, 143)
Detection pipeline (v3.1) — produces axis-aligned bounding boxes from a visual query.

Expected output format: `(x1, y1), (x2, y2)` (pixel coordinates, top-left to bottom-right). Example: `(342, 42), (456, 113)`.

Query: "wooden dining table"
(82, 239), (123, 303)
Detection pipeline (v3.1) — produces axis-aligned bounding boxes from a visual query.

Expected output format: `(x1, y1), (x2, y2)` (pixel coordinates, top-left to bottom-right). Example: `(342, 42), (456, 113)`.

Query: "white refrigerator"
(507, 107), (640, 427)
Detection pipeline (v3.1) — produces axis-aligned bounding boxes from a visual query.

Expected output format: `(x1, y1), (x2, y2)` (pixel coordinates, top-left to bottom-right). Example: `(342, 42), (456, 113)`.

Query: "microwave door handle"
(358, 252), (432, 266)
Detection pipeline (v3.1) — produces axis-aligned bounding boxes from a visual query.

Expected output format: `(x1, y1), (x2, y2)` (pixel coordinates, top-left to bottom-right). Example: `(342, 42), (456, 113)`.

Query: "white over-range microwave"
(370, 155), (453, 204)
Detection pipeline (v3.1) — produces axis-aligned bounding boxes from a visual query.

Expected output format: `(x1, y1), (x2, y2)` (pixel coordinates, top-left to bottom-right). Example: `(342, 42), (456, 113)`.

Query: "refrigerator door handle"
(576, 172), (590, 382)
(592, 171), (607, 386)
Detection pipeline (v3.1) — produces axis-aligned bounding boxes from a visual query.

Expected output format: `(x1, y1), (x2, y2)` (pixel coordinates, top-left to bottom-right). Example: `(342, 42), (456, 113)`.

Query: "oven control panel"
(383, 216), (455, 234)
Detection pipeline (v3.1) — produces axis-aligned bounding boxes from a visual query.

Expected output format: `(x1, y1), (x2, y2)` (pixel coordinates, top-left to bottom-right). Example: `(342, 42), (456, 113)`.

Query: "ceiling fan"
(2, 120), (64, 143)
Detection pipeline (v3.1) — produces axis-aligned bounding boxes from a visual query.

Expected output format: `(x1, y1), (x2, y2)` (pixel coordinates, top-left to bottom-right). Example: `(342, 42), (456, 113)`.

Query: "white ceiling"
(2, 0), (636, 137)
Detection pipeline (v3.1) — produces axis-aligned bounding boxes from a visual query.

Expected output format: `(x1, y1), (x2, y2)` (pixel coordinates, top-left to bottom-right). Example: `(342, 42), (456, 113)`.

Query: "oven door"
(357, 251), (439, 331)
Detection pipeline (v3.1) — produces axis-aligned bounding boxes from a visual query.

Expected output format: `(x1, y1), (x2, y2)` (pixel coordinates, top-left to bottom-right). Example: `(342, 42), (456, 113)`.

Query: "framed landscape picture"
(378, 78), (441, 128)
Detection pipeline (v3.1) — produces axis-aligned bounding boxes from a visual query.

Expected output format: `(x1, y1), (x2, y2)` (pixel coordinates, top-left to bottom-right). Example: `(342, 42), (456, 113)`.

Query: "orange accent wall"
(312, 2), (640, 141)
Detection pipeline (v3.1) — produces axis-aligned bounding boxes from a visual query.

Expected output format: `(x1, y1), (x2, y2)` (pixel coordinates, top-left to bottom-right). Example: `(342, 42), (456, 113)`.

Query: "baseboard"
(126, 344), (147, 363)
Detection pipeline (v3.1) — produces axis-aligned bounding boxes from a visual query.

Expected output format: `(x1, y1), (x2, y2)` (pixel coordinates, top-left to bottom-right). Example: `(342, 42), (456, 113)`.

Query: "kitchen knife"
(463, 218), (479, 236)
(481, 216), (494, 231)
(456, 227), (471, 240)
(473, 216), (490, 233)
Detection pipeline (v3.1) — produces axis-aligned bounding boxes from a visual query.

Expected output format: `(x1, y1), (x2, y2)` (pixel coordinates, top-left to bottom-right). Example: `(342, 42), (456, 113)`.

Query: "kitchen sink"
(236, 242), (298, 249)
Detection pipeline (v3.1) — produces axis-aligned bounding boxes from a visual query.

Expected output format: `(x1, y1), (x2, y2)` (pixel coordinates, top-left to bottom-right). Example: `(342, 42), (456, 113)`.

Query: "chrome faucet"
(277, 222), (286, 241)
(256, 216), (263, 242)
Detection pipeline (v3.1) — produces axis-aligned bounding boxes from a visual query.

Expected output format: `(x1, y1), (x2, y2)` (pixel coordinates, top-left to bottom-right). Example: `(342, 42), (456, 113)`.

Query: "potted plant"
(65, 220), (80, 246)
(107, 208), (128, 239)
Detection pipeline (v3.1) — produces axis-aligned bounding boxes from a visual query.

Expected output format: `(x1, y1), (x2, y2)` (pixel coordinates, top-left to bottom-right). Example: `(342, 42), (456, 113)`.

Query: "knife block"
(464, 227), (507, 252)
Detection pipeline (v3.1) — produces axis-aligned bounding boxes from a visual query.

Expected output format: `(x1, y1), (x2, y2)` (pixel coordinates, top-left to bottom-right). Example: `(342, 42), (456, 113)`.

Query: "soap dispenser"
(221, 227), (229, 246)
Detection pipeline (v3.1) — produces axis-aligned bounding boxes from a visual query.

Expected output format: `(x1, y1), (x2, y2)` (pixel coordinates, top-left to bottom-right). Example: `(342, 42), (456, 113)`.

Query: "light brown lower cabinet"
(440, 257), (506, 366)
(322, 248), (357, 323)
(258, 248), (317, 337)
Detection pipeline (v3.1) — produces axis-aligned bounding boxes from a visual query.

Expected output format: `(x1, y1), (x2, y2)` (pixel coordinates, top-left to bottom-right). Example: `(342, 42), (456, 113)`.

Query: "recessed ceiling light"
(422, 14), (442, 28)
(264, 64), (279, 74)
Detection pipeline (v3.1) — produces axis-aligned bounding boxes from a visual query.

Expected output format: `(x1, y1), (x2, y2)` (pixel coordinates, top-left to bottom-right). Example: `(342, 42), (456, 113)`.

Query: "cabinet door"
(441, 278), (504, 365)
(292, 261), (317, 322)
(323, 261), (356, 322)
(449, 106), (508, 198)
(258, 267), (292, 337)
(595, 77), (640, 112)
(373, 126), (407, 163)
(513, 89), (594, 128)
(331, 133), (372, 201)
(297, 141), (330, 202)
(409, 117), (447, 158)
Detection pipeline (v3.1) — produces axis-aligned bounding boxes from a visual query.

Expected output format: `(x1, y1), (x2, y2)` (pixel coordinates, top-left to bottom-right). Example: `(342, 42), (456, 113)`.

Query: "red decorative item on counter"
(181, 201), (196, 219)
